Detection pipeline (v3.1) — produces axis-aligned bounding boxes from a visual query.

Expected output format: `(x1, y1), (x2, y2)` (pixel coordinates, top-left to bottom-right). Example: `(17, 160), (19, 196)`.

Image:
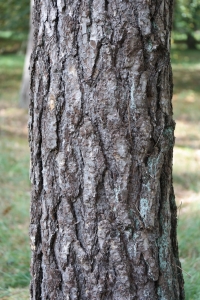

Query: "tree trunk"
(29, 1), (184, 299)
(19, 0), (33, 109)
(186, 33), (197, 50)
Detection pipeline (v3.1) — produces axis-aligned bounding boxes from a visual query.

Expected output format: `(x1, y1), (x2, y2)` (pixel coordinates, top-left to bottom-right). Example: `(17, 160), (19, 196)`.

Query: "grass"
(0, 54), (30, 299)
(0, 54), (24, 105)
(177, 207), (200, 300)
(0, 138), (30, 290)
(171, 49), (200, 300)
(0, 50), (200, 299)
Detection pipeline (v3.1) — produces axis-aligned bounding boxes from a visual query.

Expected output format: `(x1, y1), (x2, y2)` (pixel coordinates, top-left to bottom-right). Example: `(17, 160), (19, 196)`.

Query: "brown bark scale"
(29, 0), (184, 299)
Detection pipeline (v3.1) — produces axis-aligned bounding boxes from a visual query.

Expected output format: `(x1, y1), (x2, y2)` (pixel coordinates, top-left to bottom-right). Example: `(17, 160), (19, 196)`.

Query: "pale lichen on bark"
(29, 0), (184, 299)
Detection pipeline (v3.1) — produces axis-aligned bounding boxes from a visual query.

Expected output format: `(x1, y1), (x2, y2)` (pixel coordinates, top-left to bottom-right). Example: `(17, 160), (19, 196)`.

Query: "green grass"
(0, 137), (30, 297)
(0, 50), (200, 299)
(178, 207), (200, 300)
(171, 50), (200, 124)
(173, 147), (200, 192)
(0, 287), (30, 300)
(0, 54), (25, 104)
(171, 49), (200, 66)
(171, 49), (200, 300)
(0, 54), (30, 299)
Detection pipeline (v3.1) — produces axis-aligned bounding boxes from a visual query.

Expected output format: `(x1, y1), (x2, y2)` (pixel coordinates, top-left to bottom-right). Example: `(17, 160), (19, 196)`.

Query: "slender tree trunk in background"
(186, 32), (197, 50)
(29, 1), (184, 299)
(19, 0), (33, 109)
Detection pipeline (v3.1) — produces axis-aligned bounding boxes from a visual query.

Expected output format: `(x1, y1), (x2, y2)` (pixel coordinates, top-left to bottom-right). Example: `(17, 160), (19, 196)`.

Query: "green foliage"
(0, 0), (30, 39)
(174, 0), (200, 33)
(173, 0), (200, 46)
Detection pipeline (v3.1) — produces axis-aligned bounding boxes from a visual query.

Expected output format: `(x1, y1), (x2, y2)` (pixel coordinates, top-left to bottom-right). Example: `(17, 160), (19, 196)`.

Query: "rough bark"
(29, 0), (184, 299)
(19, 0), (33, 109)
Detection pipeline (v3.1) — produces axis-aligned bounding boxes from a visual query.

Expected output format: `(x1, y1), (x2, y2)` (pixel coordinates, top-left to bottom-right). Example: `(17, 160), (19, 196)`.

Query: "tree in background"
(29, 0), (184, 299)
(0, 0), (30, 107)
(173, 0), (200, 49)
(19, 0), (33, 109)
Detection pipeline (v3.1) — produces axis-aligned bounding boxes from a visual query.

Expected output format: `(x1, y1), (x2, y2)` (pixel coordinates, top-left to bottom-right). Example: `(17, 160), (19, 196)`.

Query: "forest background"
(0, 0), (200, 299)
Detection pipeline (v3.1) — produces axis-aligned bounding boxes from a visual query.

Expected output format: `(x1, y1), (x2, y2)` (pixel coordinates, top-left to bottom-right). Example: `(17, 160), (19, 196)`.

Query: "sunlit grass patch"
(0, 54), (24, 105)
(0, 54), (24, 69)
(175, 120), (200, 150)
(173, 146), (200, 192)
(0, 106), (28, 137)
(172, 49), (200, 124)
(0, 287), (29, 300)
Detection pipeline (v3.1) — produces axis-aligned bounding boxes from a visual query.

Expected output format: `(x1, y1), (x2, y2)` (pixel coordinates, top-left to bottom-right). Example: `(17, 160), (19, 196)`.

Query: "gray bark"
(29, 0), (184, 299)
(19, 0), (33, 109)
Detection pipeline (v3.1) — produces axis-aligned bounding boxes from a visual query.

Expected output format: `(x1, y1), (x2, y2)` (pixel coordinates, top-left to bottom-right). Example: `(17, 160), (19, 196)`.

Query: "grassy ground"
(0, 54), (30, 299)
(0, 50), (199, 299)
(171, 49), (200, 300)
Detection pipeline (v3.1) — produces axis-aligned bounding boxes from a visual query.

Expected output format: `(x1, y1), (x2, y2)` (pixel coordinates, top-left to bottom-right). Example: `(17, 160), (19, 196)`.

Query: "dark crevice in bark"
(74, 208), (87, 254)
(36, 109), (44, 193)
(54, 6), (60, 44)
(96, 172), (110, 222)
(75, 47), (85, 126)
(105, 0), (109, 12)
(72, 6), (81, 57)
(90, 41), (104, 85)
(30, 227), (43, 299)
(87, 0), (94, 41)
(73, 261), (85, 300)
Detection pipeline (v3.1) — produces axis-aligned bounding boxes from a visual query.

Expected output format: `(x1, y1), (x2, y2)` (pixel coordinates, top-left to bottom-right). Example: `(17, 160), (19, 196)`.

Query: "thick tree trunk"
(29, 1), (184, 299)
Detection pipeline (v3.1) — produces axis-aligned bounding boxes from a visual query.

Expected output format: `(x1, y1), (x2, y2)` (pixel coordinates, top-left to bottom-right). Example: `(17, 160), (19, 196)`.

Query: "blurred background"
(0, 1), (200, 299)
